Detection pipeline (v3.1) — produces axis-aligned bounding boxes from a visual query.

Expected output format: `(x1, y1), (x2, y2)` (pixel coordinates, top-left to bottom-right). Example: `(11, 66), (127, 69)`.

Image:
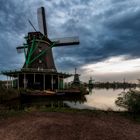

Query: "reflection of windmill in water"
(2, 7), (79, 91)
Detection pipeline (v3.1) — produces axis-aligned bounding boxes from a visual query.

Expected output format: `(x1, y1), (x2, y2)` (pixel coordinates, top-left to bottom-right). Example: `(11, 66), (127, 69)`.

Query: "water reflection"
(85, 88), (127, 111)
(65, 88), (127, 111)
(2, 95), (87, 111)
(1, 89), (128, 111)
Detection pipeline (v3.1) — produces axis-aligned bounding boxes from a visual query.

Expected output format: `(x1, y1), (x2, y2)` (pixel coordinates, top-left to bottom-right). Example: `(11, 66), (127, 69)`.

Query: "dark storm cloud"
(0, 0), (26, 70)
(0, 0), (140, 73)
(53, 0), (140, 70)
(0, 0), (43, 70)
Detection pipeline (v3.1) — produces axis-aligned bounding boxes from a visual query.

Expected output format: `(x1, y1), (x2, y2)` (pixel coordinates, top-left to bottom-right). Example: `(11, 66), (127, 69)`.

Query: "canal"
(2, 88), (131, 111)
(65, 88), (128, 111)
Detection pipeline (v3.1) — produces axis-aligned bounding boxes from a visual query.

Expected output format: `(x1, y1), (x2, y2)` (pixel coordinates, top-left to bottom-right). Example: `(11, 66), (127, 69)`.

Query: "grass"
(0, 106), (140, 123)
(0, 109), (26, 119)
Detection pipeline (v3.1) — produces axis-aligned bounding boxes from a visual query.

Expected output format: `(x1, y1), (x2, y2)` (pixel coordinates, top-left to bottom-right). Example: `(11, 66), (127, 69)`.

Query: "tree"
(115, 90), (140, 113)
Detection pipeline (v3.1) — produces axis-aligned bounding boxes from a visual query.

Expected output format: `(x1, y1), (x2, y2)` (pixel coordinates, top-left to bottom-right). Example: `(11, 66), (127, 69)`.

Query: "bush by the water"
(115, 90), (140, 113)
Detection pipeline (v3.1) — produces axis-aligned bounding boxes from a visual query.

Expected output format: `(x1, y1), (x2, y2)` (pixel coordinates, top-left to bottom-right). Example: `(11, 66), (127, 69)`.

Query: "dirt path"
(0, 112), (139, 140)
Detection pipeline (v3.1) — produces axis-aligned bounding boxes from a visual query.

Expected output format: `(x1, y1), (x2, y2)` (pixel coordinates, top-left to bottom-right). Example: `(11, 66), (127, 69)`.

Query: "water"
(2, 88), (129, 111)
(65, 88), (127, 111)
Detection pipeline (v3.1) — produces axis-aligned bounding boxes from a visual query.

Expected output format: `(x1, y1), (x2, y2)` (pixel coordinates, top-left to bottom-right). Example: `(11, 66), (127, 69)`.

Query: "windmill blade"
(37, 7), (47, 35)
(51, 37), (80, 47)
(16, 36), (79, 53)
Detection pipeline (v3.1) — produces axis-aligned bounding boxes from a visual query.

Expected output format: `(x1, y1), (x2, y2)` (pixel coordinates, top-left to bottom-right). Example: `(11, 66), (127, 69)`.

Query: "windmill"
(71, 68), (81, 86)
(1, 7), (80, 91)
(17, 7), (79, 71)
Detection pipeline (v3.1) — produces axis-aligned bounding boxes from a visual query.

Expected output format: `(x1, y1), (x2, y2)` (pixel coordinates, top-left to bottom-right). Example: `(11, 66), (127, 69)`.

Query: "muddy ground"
(0, 111), (139, 140)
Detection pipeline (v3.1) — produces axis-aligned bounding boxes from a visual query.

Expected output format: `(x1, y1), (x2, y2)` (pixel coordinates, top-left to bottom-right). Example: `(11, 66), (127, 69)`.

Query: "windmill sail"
(37, 7), (56, 71)
(16, 36), (79, 53)
(37, 7), (47, 35)
(52, 37), (79, 46)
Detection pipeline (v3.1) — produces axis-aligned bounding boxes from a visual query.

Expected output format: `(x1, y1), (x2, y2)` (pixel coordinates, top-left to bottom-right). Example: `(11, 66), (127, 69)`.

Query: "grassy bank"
(0, 87), (20, 103)
(0, 106), (140, 123)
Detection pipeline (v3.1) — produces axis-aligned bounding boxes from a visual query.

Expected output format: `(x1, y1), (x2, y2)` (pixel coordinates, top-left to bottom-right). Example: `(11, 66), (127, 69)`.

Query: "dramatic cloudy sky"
(0, 0), (140, 82)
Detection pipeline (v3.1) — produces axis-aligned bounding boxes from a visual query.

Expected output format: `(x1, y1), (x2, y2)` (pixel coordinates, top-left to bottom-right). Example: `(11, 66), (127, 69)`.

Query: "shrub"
(115, 90), (140, 113)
